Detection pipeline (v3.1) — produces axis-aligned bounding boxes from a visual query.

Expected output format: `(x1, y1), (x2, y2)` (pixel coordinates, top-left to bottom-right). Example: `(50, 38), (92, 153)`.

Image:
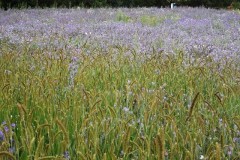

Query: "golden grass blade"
(154, 128), (165, 160)
(215, 142), (221, 160)
(214, 92), (224, 107)
(56, 119), (69, 144)
(0, 151), (16, 160)
(38, 156), (58, 160)
(34, 136), (44, 160)
(186, 92), (200, 122)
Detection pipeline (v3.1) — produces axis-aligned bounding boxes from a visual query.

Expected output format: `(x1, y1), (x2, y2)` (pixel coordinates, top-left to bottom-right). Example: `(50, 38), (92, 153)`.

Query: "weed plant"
(0, 39), (240, 159)
(115, 11), (132, 23)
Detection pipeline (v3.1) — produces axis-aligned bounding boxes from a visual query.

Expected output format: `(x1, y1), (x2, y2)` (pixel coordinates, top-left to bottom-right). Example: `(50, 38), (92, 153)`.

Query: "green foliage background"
(0, 0), (239, 9)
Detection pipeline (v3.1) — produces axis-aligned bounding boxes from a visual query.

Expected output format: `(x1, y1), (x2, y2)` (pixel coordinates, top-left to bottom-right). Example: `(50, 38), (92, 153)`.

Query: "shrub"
(115, 11), (132, 22)
(232, 1), (240, 9)
(140, 15), (160, 26)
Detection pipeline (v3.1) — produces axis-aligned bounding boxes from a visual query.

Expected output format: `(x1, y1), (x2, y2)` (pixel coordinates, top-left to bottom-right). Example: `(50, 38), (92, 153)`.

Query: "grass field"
(0, 7), (240, 159)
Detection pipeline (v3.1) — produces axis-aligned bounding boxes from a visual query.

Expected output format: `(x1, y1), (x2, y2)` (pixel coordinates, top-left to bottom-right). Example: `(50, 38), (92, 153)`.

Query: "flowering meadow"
(0, 7), (240, 159)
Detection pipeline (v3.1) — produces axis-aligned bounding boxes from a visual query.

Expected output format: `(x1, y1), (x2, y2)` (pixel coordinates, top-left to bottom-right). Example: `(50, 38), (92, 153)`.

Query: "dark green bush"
(232, 1), (240, 9)
(0, 0), (238, 9)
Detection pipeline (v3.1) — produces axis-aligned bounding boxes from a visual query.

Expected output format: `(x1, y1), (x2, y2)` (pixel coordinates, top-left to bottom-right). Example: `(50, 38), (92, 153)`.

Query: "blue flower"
(9, 138), (16, 154)
(0, 130), (4, 142)
(9, 146), (15, 153)
(4, 126), (9, 132)
(63, 151), (70, 160)
(11, 123), (16, 129)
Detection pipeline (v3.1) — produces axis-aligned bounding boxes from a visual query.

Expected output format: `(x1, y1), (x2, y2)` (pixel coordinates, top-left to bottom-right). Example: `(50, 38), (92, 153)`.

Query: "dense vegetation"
(0, 8), (240, 159)
(0, 0), (240, 9)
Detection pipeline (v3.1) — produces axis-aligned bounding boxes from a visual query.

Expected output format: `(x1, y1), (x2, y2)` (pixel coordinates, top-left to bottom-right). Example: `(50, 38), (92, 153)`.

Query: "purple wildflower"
(68, 56), (79, 87)
(226, 146), (233, 157)
(11, 123), (16, 129)
(8, 138), (16, 153)
(1, 8), (240, 62)
(233, 137), (240, 144)
(4, 126), (9, 132)
(9, 146), (15, 153)
(0, 130), (4, 142)
(63, 151), (70, 160)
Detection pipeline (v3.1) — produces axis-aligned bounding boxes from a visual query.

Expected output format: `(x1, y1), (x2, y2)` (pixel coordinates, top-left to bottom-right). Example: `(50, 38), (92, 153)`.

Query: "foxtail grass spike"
(186, 92), (200, 122)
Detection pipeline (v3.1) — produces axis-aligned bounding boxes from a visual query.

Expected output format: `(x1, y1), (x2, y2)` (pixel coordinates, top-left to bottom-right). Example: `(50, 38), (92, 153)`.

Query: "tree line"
(0, 0), (239, 10)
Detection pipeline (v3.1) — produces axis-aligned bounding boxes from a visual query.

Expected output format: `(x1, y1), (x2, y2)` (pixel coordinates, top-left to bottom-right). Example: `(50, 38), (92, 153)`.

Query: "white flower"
(123, 107), (129, 112)
(151, 82), (156, 85)
(200, 155), (204, 159)
(128, 91), (133, 96)
(4, 70), (12, 75)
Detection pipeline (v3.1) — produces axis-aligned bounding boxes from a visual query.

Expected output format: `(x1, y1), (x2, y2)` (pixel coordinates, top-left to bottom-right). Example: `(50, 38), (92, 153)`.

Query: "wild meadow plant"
(0, 7), (240, 160)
